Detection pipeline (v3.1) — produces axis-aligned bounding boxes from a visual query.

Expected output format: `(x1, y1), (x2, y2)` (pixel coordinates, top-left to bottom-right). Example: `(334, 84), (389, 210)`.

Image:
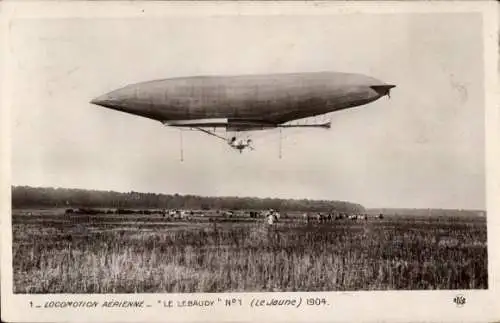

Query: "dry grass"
(12, 212), (487, 293)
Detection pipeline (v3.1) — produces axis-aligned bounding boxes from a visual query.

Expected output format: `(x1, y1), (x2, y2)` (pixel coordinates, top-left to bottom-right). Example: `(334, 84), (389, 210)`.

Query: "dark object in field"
(116, 209), (136, 215)
(66, 208), (101, 215)
(248, 211), (262, 218)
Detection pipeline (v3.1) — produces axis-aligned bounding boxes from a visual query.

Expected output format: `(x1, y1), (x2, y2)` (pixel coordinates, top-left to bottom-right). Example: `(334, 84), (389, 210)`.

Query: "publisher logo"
(453, 294), (466, 307)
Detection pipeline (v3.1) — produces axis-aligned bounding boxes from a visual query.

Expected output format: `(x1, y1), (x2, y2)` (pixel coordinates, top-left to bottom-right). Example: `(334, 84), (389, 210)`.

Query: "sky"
(8, 12), (486, 209)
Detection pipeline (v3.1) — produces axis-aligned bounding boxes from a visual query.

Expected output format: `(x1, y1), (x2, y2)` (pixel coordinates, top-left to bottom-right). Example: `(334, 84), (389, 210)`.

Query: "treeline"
(11, 186), (365, 213)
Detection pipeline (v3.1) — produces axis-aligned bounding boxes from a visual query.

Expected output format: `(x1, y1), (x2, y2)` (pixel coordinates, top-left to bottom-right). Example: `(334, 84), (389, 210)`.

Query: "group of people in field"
(302, 212), (369, 224)
(265, 209), (281, 225)
(261, 210), (376, 226)
(65, 206), (383, 225)
(165, 209), (198, 220)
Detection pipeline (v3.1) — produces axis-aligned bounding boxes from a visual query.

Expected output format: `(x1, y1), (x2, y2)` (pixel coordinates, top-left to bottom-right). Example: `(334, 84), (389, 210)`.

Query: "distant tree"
(11, 186), (366, 213)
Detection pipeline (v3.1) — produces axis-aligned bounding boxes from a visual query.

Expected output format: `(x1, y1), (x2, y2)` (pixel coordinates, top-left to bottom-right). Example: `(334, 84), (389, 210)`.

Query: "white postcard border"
(1, 1), (499, 322)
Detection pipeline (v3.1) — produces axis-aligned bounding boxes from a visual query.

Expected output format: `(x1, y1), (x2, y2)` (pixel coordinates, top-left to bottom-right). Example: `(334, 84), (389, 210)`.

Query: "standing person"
(267, 211), (275, 225)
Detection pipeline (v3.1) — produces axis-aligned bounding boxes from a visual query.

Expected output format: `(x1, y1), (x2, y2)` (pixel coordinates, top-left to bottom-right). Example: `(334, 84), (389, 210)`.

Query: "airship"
(90, 72), (395, 154)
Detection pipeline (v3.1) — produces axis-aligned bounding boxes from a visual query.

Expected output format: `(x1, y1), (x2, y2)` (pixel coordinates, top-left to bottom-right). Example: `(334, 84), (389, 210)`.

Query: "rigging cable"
(279, 128), (282, 159)
(179, 129), (184, 162)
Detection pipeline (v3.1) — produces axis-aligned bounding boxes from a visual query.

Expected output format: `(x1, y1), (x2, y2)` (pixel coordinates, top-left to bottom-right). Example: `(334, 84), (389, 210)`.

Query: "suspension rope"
(179, 130), (184, 162)
(279, 128), (282, 159)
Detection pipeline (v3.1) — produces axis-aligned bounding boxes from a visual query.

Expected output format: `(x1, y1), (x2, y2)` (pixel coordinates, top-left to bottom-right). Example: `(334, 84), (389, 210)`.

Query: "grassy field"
(12, 209), (487, 293)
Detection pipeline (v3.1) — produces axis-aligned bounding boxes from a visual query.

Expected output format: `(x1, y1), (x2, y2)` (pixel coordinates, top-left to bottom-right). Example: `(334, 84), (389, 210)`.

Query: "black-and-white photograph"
(5, 4), (493, 298)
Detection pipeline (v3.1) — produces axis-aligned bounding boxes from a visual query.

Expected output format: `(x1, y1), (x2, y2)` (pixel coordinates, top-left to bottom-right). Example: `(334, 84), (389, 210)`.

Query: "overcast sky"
(8, 13), (485, 209)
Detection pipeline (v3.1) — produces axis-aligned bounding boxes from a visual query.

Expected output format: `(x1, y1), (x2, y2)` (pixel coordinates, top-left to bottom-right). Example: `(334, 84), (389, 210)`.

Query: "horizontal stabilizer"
(164, 118), (331, 131)
(278, 122), (331, 129)
(370, 85), (396, 97)
(163, 118), (229, 128)
(164, 118), (278, 131)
